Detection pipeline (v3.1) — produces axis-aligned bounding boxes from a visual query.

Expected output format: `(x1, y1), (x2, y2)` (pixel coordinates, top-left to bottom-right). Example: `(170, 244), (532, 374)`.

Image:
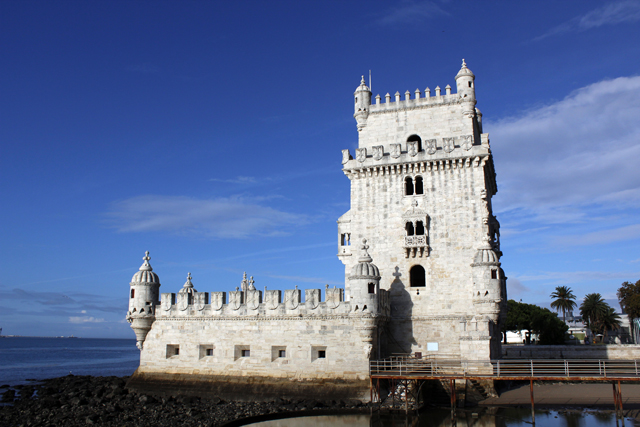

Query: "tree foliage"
(503, 300), (568, 345)
(550, 286), (577, 322)
(617, 280), (640, 320)
(580, 293), (609, 334)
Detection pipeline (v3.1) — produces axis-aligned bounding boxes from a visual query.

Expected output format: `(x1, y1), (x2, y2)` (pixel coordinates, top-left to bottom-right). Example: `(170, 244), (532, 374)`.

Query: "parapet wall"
(159, 286), (391, 318)
(502, 344), (640, 360)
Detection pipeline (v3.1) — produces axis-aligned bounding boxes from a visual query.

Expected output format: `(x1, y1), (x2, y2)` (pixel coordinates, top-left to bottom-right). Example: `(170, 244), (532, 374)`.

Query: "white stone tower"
(338, 60), (507, 361)
(126, 251), (161, 349)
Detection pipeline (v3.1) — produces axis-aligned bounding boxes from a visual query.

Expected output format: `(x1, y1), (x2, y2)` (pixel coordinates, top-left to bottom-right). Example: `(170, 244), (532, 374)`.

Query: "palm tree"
(550, 286), (577, 322)
(580, 293), (608, 335)
(599, 307), (621, 343)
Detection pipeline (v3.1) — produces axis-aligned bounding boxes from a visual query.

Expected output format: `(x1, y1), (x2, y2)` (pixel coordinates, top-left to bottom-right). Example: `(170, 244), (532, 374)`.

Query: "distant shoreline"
(0, 335), (135, 340)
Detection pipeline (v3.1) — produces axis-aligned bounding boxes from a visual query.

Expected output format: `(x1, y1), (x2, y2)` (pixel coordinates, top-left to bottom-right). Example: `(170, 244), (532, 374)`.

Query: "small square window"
(242, 349), (250, 357)
(312, 346), (327, 361)
(206, 348), (213, 356)
(199, 344), (214, 359)
(271, 345), (287, 361)
(279, 350), (286, 358)
(166, 344), (180, 358)
(234, 345), (250, 360)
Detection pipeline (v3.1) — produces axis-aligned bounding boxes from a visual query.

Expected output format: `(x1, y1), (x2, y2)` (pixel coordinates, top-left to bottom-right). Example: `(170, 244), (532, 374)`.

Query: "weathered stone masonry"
(126, 61), (507, 400)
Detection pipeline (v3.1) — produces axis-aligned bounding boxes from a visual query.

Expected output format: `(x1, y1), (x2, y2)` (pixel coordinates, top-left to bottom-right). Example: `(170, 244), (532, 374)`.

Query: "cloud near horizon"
(377, 0), (449, 25)
(490, 76), (640, 228)
(535, 1), (640, 40)
(106, 195), (308, 239)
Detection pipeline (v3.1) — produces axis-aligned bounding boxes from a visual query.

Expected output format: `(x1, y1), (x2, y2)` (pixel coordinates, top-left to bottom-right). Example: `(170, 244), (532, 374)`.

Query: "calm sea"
(0, 337), (139, 386)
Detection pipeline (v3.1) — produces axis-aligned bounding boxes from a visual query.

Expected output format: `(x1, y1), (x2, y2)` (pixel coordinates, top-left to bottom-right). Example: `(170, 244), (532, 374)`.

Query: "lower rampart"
(126, 370), (371, 402)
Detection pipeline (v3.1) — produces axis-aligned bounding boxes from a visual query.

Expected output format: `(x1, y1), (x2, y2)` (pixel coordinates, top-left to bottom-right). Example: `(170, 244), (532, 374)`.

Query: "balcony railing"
(404, 235), (427, 247)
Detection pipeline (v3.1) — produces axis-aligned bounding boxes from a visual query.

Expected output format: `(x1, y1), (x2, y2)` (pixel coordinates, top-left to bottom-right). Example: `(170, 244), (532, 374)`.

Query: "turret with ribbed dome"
(348, 239), (382, 314)
(126, 251), (161, 350)
(455, 59), (476, 116)
(353, 76), (371, 131)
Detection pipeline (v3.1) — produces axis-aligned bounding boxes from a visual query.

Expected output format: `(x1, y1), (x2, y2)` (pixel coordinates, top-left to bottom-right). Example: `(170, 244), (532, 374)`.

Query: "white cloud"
(209, 176), (259, 185)
(377, 0), (449, 25)
(553, 224), (640, 246)
(69, 316), (105, 324)
(81, 310), (87, 314)
(507, 278), (529, 296)
(106, 195), (308, 239)
(536, 1), (640, 40)
(490, 76), (640, 223)
(515, 270), (640, 285)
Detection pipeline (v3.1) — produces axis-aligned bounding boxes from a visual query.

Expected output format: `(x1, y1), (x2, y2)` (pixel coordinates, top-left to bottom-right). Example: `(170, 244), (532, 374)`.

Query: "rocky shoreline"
(0, 375), (371, 427)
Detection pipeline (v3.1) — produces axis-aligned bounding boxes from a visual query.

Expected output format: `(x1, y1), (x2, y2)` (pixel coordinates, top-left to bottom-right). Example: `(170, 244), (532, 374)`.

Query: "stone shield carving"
(161, 293), (172, 311)
(341, 149), (351, 165)
(229, 291), (242, 310)
(460, 134), (473, 150)
(390, 143), (401, 158)
(246, 290), (261, 311)
(285, 289), (300, 310)
(407, 141), (418, 157)
(177, 293), (189, 311)
(425, 139), (437, 155)
(195, 292), (206, 311)
(265, 290), (281, 310)
(211, 292), (224, 311)
(356, 148), (366, 163)
(443, 137), (455, 153)
(305, 289), (320, 310)
(372, 145), (383, 160)
(326, 287), (342, 309)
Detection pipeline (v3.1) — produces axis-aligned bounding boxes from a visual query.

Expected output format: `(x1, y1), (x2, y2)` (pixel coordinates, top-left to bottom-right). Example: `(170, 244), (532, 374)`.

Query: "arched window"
(405, 222), (415, 236)
(414, 176), (424, 195)
(415, 221), (425, 236)
(410, 265), (426, 287)
(368, 283), (376, 294)
(404, 177), (414, 195)
(407, 134), (422, 152)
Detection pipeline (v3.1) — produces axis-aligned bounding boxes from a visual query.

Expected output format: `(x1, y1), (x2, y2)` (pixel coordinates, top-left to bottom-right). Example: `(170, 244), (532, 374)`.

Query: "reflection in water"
(246, 408), (627, 427)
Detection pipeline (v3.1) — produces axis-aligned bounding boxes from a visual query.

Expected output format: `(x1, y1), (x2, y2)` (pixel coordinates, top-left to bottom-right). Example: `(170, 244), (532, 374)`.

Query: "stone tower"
(338, 60), (507, 361)
(126, 251), (161, 349)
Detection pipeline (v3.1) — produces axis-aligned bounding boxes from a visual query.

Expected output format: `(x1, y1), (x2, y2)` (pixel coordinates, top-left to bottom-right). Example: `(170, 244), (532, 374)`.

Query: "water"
(0, 337), (139, 385)
(247, 409), (637, 426)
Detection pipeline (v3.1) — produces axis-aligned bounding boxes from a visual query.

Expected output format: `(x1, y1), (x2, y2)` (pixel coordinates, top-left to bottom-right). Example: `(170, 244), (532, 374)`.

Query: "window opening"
(242, 349), (250, 357)
(468, 81), (472, 87)
(415, 176), (424, 195)
(368, 283), (375, 294)
(415, 221), (425, 236)
(318, 350), (326, 358)
(405, 222), (415, 236)
(405, 177), (414, 195)
(491, 269), (497, 279)
(279, 350), (286, 358)
(166, 344), (180, 358)
(130, 289), (135, 298)
(341, 233), (351, 246)
(410, 265), (426, 287)
(407, 134), (422, 152)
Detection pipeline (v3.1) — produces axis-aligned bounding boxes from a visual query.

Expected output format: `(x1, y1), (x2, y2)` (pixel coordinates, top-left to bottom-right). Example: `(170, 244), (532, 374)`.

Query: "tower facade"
(338, 60), (507, 361)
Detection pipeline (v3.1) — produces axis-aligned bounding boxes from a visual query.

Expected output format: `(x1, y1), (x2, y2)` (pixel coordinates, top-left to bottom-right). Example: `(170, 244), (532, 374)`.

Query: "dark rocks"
(0, 375), (366, 426)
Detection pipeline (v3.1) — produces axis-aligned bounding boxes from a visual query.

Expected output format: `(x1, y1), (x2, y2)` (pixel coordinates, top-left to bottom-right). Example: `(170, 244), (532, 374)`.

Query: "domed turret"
(348, 239), (381, 310)
(179, 272), (197, 296)
(354, 76), (372, 131)
(127, 251), (161, 350)
(455, 59), (476, 117)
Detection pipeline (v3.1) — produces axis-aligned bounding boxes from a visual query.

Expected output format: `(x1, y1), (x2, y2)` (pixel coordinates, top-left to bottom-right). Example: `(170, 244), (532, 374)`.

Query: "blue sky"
(1, 1), (639, 338)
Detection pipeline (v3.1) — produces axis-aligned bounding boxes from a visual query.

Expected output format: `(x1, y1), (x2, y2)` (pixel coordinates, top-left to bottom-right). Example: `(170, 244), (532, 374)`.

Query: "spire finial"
(358, 239), (373, 263)
(183, 272), (193, 288)
(139, 251), (152, 271)
(462, 58), (466, 67)
(361, 75), (366, 85)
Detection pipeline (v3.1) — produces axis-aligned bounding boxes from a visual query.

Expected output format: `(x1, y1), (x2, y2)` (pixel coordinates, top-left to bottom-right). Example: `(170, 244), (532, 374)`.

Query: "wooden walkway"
(369, 357), (640, 424)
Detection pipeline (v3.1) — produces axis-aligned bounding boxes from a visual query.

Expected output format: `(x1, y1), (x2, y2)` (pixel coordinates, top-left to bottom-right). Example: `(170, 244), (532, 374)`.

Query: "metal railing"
(370, 357), (640, 379)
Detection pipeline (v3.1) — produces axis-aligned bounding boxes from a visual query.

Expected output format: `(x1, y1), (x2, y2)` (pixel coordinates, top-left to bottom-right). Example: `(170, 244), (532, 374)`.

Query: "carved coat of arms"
(443, 137), (455, 153)
(390, 143), (401, 158)
(326, 286), (342, 309)
(341, 149), (352, 165)
(356, 148), (366, 163)
(265, 290), (280, 310)
(407, 141), (418, 157)
(211, 292), (224, 311)
(177, 293), (189, 311)
(425, 139), (437, 154)
(372, 145), (383, 160)
(305, 289), (320, 310)
(195, 292), (206, 311)
(285, 288), (300, 310)
(460, 135), (473, 150)
(229, 290), (242, 310)
(161, 293), (172, 311)
(246, 290), (261, 310)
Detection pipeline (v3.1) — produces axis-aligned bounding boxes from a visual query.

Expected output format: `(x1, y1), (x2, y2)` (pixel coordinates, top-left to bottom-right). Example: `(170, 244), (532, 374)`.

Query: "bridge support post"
(613, 380), (624, 423)
(530, 379), (535, 425)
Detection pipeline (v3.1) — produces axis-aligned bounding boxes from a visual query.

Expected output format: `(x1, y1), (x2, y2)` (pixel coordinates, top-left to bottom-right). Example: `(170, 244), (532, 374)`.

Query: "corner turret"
(348, 239), (381, 311)
(354, 76), (371, 131)
(126, 251), (161, 350)
(455, 59), (476, 117)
